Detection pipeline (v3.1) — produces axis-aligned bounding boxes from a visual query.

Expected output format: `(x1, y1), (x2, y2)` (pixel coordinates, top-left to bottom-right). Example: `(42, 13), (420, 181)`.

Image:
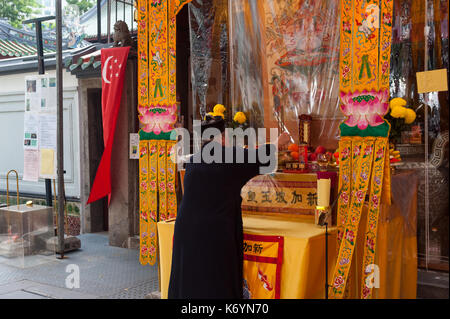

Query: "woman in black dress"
(168, 115), (289, 299)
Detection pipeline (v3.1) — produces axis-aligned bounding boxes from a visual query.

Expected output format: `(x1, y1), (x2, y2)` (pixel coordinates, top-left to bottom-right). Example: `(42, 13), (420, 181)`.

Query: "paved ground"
(0, 232), (159, 299)
(0, 232), (447, 299)
(417, 269), (449, 299)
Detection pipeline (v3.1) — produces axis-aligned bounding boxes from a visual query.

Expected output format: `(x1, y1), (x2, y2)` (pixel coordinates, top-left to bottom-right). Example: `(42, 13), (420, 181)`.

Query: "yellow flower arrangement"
(390, 105), (407, 118)
(389, 97), (407, 109)
(389, 97), (416, 122)
(387, 97), (417, 143)
(213, 104), (226, 115)
(404, 108), (416, 124)
(233, 111), (247, 124)
(204, 104), (226, 120)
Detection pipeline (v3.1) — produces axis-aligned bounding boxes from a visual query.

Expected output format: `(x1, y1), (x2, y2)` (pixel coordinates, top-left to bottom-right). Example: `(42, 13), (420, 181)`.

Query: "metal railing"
(105, 0), (136, 44)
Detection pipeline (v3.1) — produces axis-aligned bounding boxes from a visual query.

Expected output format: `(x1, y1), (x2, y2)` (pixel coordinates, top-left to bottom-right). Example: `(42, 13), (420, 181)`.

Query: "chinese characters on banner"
(243, 234), (284, 299)
(241, 173), (318, 218)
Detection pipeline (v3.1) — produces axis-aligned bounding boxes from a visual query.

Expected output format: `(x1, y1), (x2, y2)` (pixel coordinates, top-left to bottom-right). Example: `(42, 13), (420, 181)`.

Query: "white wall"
(0, 70), (81, 199)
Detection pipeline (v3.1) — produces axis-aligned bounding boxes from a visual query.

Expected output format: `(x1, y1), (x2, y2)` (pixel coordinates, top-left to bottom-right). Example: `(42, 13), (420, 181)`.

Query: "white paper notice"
(38, 76), (57, 110)
(39, 113), (57, 149)
(25, 75), (44, 112)
(24, 74), (58, 182)
(130, 133), (139, 159)
(23, 149), (40, 182)
(23, 112), (39, 149)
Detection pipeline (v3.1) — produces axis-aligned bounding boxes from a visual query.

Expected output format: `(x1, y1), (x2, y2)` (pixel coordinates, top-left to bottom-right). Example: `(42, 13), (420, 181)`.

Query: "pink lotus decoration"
(138, 104), (177, 135)
(340, 90), (389, 130)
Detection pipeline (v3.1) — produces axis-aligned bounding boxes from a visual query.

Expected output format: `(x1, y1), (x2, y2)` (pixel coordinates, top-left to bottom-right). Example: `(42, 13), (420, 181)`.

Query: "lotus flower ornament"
(138, 104), (177, 135)
(340, 89), (389, 131)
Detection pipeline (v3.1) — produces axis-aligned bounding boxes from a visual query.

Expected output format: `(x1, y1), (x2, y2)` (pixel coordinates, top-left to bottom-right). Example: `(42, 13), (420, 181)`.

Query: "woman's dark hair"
(201, 114), (225, 136)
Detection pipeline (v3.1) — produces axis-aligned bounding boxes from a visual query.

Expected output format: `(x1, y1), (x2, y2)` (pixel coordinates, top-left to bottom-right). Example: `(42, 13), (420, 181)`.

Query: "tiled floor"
(0, 232), (158, 299)
(1, 232), (448, 299)
(417, 269), (449, 299)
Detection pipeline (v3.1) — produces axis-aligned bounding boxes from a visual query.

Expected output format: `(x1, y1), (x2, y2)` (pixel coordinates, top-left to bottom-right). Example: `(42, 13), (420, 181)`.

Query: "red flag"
(87, 47), (130, 204)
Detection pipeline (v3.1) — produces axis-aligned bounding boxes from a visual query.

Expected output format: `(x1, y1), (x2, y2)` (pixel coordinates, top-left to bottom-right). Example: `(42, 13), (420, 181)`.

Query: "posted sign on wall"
(23, 74), (57, 181)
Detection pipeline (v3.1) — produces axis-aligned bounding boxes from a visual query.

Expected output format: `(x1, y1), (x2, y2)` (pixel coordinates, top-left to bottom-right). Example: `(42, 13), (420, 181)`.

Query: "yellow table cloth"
(158, 170), (417, 299)
(158, 216), (336, 299)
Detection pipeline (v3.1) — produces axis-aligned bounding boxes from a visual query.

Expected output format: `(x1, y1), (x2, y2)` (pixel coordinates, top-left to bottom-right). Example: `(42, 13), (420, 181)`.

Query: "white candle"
(317, 178), (331, 207)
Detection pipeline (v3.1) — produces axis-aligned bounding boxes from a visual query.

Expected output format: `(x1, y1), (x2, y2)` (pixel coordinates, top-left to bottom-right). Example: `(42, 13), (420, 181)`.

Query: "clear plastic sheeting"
(389, 0), (449, 270)
(229, 0), (342, 149)
(189, 0), (342, 150)
(189, 0), (229, 120)
(187, 0), (449, 275)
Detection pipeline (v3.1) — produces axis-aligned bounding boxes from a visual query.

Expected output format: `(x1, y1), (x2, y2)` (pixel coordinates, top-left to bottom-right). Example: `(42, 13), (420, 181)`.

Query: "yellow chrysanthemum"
(404, 108), (416, 124)
(389, 97), (407, 109)
(390, 105), (407, 118)
(213, 104), (226, 115)
(233, 111), (247, 124)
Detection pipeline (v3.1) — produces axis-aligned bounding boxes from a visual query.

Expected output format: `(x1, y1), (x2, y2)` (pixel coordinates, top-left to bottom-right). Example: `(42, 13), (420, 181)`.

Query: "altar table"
(158, 170), (417, 299)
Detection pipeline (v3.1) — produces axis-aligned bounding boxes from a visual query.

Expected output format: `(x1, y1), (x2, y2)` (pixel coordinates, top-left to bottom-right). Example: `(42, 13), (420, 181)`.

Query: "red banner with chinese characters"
(87, 47), (130, 204)
(243, 234), (284, 299)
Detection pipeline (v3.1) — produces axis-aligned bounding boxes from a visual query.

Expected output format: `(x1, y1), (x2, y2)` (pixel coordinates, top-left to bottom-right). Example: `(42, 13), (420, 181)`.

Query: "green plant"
(65, 0), (95, 14)
(0, 0), (42, 29)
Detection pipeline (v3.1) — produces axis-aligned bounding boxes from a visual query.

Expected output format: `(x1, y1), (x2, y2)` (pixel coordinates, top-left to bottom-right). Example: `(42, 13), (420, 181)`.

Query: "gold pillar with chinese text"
(137, 0), (192, 266)
(330, 0), (393, 299)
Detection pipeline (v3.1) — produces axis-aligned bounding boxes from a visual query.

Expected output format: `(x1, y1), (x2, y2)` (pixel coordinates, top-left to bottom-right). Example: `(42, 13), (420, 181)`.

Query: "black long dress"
(168, 142), (274, 299)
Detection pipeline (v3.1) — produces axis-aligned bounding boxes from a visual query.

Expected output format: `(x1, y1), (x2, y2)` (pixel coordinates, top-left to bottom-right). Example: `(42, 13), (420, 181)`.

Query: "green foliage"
(0, 0), (42, 28)
(65, 0), (95, 14)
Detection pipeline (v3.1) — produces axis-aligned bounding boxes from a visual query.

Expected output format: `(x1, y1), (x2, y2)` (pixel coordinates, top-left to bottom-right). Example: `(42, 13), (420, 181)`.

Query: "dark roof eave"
(70, 67), (101, 79)
(0, 58), (58, 74)
(70, 51), (137, 79)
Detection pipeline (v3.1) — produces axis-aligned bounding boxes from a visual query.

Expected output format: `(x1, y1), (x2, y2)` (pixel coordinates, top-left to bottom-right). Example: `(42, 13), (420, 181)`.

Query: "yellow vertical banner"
(378, 0), (394, 89)
(329, 138), (375, 298)
(147, 141), (159, 265)
(149, 0), (168, 106)
(168, 0), (177, 104)
(352, 0), (380, 92)
(339, 0), (353, 93)
(336, 138), (352, 248)
(157, 141), (168, 222)
(139, 140), (150, 265)
(166, 140), (177, 219)
(138, 0), (192, 266)
(138, 0), (149, 108)
(361, 137), (388, 299)
(335, 0), (393, 298)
